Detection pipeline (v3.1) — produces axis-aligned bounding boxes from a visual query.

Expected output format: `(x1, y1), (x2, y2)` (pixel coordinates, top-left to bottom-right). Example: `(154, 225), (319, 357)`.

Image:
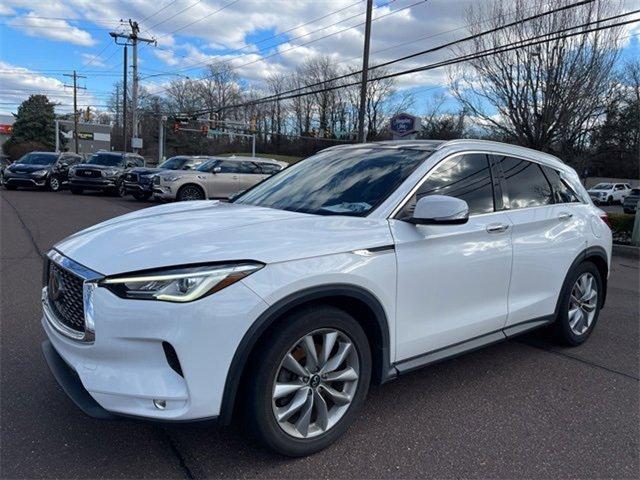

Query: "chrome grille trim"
(44, 250), (103, 343)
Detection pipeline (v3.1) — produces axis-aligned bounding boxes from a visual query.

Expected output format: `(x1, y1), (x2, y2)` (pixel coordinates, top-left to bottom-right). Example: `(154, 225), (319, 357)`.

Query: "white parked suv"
(41, 140), (611, 456)
(586, 182), (632, 205)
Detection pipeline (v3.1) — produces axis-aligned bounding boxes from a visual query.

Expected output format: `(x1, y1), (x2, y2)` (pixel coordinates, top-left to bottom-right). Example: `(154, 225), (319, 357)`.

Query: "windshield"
(233, 147), (431, 216)
(592, 183), (612, 189)
(18, 152), (57, 165)
(159, 156), (188, 170)
(89, 153), (124, 167)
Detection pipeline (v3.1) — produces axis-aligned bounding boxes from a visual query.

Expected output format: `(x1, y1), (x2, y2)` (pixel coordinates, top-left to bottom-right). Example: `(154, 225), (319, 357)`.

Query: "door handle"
(558, 212), (573, 221)
(486, 223), (509, 233)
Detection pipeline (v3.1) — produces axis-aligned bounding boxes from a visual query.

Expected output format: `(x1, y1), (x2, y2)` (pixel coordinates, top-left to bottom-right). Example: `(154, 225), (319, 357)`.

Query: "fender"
(218, 284), (392, 425)
(554, 245), (609, 315)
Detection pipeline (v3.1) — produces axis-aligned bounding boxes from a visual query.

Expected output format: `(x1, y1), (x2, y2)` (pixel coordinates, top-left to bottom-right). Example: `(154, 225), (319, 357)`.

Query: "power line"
(141, 0), (178, 23)
(192, 15), (638, 116)
(156, 0), (242, 39)
(148, 0), (203, 29)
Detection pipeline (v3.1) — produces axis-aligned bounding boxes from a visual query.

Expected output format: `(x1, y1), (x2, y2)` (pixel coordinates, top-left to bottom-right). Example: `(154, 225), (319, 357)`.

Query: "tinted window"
(160, 157), (187, 170)
(498, 156), (552, 209)
(259, 163), (282, 174)
(239, 161), (261, 174)
(89, 153), (124, 167)
(183, 158), (209, 169)
(541, 166), (579, 203)
(402, 154), (495, 217)
(217, 161), (243, 174)
(234, 147), (430, 216)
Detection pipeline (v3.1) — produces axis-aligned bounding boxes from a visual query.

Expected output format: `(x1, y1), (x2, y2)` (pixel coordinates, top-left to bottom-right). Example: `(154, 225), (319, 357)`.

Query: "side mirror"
(212, 166), (222, 174)
(409, 195), (469, 225)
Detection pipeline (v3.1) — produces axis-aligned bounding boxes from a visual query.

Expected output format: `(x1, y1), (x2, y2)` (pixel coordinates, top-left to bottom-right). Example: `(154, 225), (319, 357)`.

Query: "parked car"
(2, 151), (83, 191)
(41, 139), (611, 457)
(622, 188), (639, 214)
(587, 182), (632, 205)
(0, 154), (12, 182)
(153, 157), (285, 202)
(68, 151), (145, 196)
(123, 155), (212, 201)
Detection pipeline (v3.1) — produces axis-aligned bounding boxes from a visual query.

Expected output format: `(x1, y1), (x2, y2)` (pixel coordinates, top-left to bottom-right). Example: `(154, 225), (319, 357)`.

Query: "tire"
(113, 179), (127, 197)
(133, 191), (152, 201)
(245, 306), (372, 457)
(70, 187), (83, 195)
(47, 174), (61, 192)
(549, 261), (603, 346)
(177, 184), (205, 201)
(607, 196), (613, 205)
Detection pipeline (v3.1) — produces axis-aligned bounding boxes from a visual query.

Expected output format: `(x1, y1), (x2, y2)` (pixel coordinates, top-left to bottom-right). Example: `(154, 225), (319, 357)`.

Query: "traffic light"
(172, 122), (180, 133)
(201, 125), (209, 135)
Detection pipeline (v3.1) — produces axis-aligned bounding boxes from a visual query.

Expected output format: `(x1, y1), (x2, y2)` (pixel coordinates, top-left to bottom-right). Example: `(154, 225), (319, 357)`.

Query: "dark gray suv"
(2, 151), (83, 191)
(69, 151), (145, 196)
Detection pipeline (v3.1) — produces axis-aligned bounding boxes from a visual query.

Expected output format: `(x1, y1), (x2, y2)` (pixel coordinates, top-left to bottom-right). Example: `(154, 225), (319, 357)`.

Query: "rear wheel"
(550, 262), (602, 346)
(246, 306), (371, 457)
(177, 184), (205, 201)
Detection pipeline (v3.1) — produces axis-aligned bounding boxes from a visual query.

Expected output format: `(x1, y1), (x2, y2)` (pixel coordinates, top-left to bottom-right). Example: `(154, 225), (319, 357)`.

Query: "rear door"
(494, 156), (587, 327)
(237, 161), (265, 192)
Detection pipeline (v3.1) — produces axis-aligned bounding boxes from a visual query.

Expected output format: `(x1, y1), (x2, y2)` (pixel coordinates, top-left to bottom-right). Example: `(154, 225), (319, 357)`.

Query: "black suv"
(69, 151), (145, 196)
(2, 151), (83, 191)
(123, 155), (211, 201)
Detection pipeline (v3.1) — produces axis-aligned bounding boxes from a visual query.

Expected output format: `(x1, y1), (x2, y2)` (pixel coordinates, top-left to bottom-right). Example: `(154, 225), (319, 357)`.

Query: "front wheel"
(246, 306), (371, 457)
(550, 262), (602, 346)
(113, 179), (127, 197)
(177, 184), (205, 201)
(47, 174), (61, 192)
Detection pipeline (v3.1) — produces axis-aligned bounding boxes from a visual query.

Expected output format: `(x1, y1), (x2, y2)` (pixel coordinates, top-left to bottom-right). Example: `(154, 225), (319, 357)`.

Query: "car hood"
(8, 163), (51, 173)
(76, 163), (124, 171)
(54, 201), (393, 275)
(128, 167), (163, 175)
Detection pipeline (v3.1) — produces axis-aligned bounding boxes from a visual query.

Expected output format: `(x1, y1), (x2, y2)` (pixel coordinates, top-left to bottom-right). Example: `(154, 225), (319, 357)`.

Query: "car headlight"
(101, 262), (264, 302)
(33, 169), (48, 177)
(162, 174), (182, 182)
(104, 168), (119, 176)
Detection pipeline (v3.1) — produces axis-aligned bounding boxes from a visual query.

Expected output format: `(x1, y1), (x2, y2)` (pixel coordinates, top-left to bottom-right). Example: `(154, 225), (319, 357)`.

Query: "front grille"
(126, 172), (139, 182)
(48, 261), (85, 333)
(75, 169), (101, 178)
(153, 175), (161, 185)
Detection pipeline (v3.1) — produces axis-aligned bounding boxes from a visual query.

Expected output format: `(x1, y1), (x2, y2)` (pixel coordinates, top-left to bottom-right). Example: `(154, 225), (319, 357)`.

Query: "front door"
(391, 153), (513, 361)
(206, 160), (241, 199)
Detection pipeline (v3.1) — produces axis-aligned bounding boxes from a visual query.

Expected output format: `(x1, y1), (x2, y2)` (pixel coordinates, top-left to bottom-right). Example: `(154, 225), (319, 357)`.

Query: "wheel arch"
(177, 182), (206, 199)
(555, 246), (609, 315)
(218, 284), (392, 425)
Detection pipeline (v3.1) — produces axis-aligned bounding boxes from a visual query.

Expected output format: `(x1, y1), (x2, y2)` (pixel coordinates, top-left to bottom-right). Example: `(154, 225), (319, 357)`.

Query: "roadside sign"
(389, 113), (421, 139)
(131, 137), (143, 149)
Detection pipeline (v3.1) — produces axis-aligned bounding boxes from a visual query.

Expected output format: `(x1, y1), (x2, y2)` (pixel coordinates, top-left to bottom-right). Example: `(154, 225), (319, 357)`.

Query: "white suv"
(587, 182), (632, 205)
(41, 140), (611, 457)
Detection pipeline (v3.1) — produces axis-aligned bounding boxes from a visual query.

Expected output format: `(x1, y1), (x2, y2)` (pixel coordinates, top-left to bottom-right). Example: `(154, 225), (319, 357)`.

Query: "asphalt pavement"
(1, 188), (638, 479)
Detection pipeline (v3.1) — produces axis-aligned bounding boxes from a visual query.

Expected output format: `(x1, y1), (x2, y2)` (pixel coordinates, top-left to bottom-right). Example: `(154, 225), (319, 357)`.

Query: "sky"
(0, 0), (639, 117)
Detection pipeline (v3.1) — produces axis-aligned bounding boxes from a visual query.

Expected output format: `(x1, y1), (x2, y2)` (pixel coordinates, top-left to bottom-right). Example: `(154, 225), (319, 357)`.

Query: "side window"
(615, 184), (625, 191)
(541, 166), (579, 203)
(239, 161), (261, 174)
(498, 156), (553, 209)
(402, 153), (495, 217)
(217, 161), (242, 174)
(259, 163), (281, 174)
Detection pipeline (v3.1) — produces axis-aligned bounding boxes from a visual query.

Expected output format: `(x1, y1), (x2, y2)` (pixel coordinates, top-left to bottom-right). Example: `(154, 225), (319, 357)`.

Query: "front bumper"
(42, 276), (269, 421)
(69, 177), (116, 190)
(3, 173), (47, 187)
(124, 181), (153, 194)
(153, 184), (175, 200)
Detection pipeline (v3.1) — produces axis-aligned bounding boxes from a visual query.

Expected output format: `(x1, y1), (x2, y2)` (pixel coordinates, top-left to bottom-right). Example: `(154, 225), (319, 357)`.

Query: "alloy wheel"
(568, 272), (598, 335)
(271, 328), (360, 439)
(180, 186), (203, 201)
(49, 177), (60, 191)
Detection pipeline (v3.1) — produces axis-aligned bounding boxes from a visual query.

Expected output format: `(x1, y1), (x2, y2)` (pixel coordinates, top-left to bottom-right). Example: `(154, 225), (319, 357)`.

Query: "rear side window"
(217, 161), (242, 173)
(259, 163), (282, 174)
(407, 153), (495, 216)
(498, 156), (553, 209)
(239, 161), (261, 174)
(541, 166), (579, 203)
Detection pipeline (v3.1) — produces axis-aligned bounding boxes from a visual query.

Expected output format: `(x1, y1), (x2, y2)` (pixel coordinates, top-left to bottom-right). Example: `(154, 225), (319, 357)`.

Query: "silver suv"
(153, 156), (285, 201)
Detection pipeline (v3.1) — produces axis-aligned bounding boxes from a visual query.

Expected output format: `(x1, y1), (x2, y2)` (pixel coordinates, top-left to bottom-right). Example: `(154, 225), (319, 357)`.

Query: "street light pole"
(357, 0), (373, 144)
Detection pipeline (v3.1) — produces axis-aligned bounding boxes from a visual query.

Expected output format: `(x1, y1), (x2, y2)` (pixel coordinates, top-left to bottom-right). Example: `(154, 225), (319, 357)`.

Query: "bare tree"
(198, 63), (242, 122)
(450, 0), (623, 152)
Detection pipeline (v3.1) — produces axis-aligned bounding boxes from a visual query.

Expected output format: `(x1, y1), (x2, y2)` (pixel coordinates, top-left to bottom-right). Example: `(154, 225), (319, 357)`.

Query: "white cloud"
(8, 12), (96, 46)
(0, 61), (96, 115)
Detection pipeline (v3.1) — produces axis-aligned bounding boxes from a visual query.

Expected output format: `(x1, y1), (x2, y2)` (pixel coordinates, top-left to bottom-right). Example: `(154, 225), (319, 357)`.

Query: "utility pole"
(357, 0), (373, 144)
(110, 20), (155, 153)
(63, 70), (86, 153)
(123, 45), (127, 152)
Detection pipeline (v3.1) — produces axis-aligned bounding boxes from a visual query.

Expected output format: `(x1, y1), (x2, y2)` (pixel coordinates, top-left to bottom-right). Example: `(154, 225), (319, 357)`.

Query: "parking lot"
(1, 188), (638, 479)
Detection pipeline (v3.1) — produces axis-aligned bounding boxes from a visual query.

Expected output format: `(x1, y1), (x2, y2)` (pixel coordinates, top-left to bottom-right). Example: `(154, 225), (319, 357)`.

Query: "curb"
(613, 244), (639, 260)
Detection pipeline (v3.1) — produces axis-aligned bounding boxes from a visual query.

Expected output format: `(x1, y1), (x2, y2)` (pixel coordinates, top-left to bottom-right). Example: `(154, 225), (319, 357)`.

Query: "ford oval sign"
(389, 113), (420, 138)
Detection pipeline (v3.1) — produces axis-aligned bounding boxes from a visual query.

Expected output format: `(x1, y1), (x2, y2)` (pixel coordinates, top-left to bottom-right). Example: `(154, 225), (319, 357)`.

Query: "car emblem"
(48, 269), (64, 302)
